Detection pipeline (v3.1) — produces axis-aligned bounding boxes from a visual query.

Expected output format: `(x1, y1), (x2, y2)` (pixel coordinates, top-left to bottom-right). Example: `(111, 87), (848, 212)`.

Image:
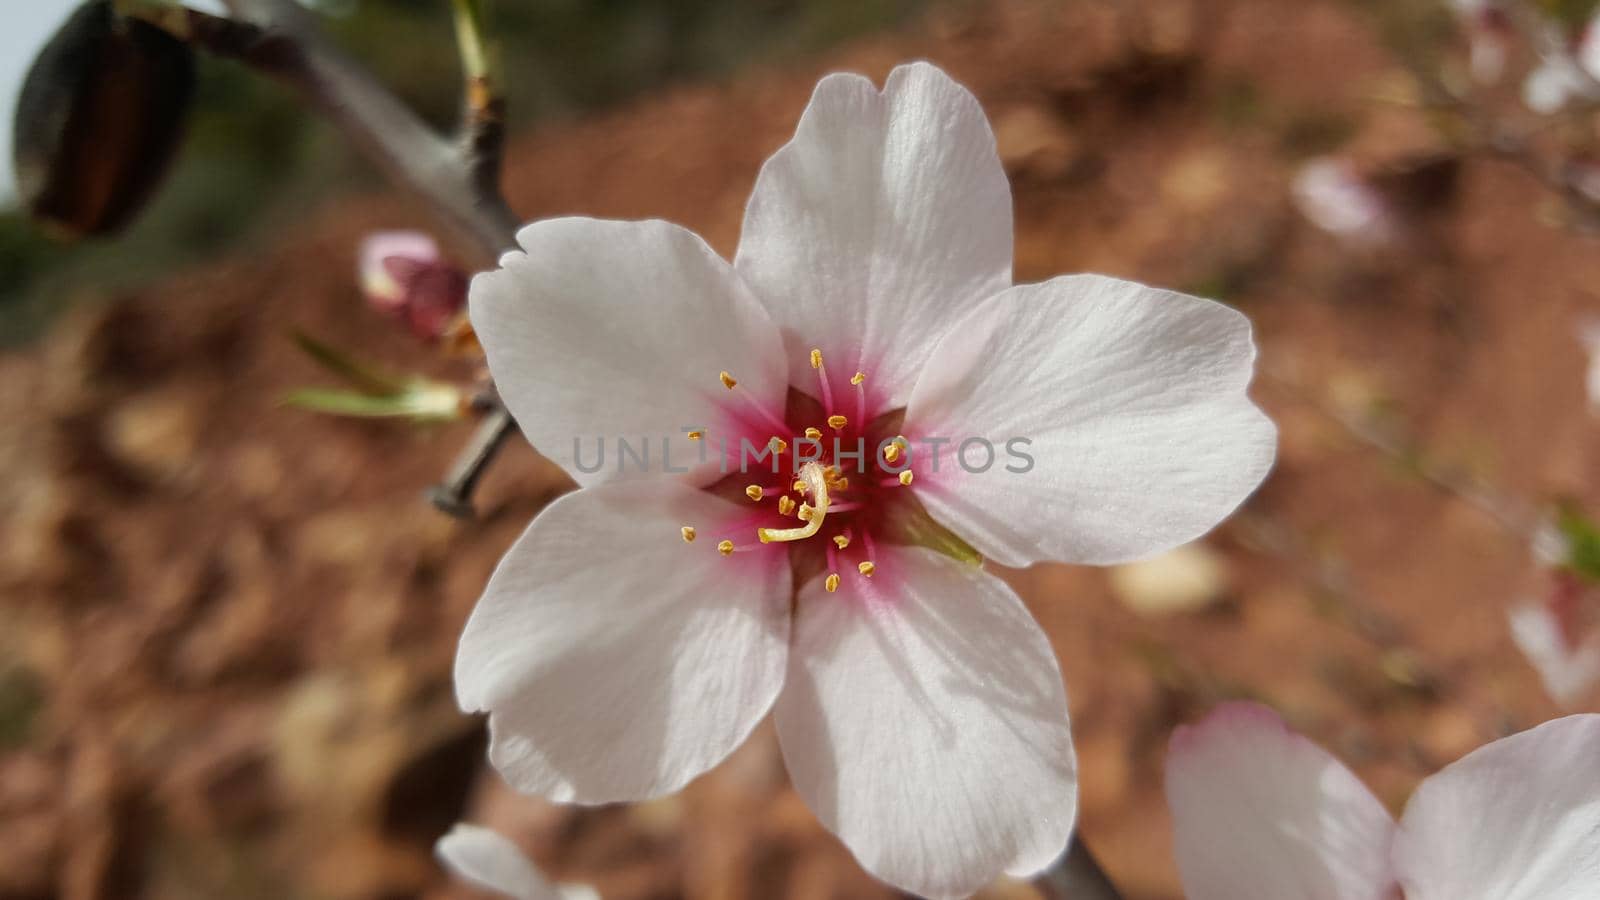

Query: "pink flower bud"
(357, 230), (467, 341)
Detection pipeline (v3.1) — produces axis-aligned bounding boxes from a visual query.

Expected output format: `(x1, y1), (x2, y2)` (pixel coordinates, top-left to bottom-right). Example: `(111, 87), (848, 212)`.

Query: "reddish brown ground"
(3, 0), (1597, 898)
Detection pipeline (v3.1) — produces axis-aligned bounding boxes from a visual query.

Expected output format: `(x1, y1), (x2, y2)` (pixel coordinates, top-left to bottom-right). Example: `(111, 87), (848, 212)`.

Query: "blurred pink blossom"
(1167, 702), (1600, 899)
(1453, 1), (1512, 84)
(357, 229), (467, 341)
(1510, 523), (1600, 707)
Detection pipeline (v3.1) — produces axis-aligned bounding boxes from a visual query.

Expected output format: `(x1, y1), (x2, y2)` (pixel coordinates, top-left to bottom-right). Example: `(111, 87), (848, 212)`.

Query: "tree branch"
(1033, 834), (1124, 900)
(190, 0), (520, 261)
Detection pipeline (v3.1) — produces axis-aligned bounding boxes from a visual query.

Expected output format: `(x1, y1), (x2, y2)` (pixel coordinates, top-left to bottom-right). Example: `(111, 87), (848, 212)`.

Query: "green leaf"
(282, 384), (462, 423)
(1539, 0), (1600, 29)
(290, 330), (408, 395)
(1556, 505), (1600, 585)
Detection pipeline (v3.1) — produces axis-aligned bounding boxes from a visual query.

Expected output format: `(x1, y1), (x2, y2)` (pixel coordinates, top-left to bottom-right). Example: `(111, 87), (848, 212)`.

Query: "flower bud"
(357, 230), (468, 342)
(12, 1), (196, 239)
(1291, 158), (1397, 247)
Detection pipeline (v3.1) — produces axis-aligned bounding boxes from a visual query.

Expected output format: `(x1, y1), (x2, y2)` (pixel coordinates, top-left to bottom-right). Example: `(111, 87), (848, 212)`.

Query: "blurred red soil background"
(4, 0), (1599, 897)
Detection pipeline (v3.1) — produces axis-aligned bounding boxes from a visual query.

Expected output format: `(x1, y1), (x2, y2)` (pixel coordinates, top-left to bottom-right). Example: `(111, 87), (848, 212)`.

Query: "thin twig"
(1261, 371), (1539, 543)
(451, 0), (507, 200)
(429, 405), (517, 518)
(1033, 834), (1124, 900)
(188, 0), (521, 259)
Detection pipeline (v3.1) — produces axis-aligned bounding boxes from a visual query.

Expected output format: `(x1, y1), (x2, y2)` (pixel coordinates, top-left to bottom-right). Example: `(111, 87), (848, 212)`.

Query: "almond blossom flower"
(1166, 702), (1600, 900)
(459, 62), (1275, 898)
(435, 823), (597, 900)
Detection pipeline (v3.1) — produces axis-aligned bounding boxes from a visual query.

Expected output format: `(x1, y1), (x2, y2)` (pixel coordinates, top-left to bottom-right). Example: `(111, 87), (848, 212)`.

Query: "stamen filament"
(811, 347), (837, 414)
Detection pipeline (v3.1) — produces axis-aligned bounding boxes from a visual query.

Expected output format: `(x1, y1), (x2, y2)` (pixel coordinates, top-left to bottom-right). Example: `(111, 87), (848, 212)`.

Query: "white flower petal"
(471, 217), (787, 486)
(773, 548), (1076, 899)
(1394, 714), (1600, 900)
(903, 275), (1276, 566)
(456, 478), (791, 803)
(1165, 702), (1398, 900)
(435, 824), (561, 900)
(736, 62), (1012, 407)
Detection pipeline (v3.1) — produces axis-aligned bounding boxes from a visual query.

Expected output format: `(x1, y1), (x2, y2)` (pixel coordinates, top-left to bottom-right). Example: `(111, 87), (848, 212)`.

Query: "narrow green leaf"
(282, 384), (462, 423)
(290, 330), (407, 395)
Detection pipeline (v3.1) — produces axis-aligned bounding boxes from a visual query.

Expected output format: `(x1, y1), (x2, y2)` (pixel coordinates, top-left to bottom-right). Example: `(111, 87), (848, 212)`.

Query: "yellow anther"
(717, 539), (735, 556)
(825, 573), (841, 593)
(810, 348), (823, 369)
(883, 443), (901, 463)
(827, 414), (848, 431)
(805, 426), (822, 441)
(858, 561), (876, 577)
(687, 430), (704, 441)
(824, 465), (841, 480)
(759, 462), (830, 544)
(719, 371), (737, 389)
(769, 437), (788, 453)
(745, 485), (763, 501)
(832, 477), (849, 491)
(778, 495), (796, 516)
(898, 470), (914, 486)
(798, 503), (814, 522)
(851, 371), (866, 385)
(681, 526), (696, 543)
(832, 534), (850, 550)
(793, 479), (808, 494)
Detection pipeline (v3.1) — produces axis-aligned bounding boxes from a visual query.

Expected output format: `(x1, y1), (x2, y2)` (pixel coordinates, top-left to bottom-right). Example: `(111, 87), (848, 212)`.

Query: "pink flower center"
(680, 347), (917, 595)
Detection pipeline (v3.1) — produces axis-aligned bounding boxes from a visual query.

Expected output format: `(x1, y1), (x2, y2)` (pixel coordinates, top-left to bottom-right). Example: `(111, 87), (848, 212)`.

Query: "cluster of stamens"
(678, 348), (914, 594)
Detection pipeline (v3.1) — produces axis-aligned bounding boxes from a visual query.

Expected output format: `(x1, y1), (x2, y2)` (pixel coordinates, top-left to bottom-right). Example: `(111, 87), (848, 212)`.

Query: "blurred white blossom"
(1291, 157), (1396, 245)
(435, 824), (597, 900)
(1579, 316), (1600, 414)
(1511, 598), (1600, 707)
(1523, 12), (1600, 112)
